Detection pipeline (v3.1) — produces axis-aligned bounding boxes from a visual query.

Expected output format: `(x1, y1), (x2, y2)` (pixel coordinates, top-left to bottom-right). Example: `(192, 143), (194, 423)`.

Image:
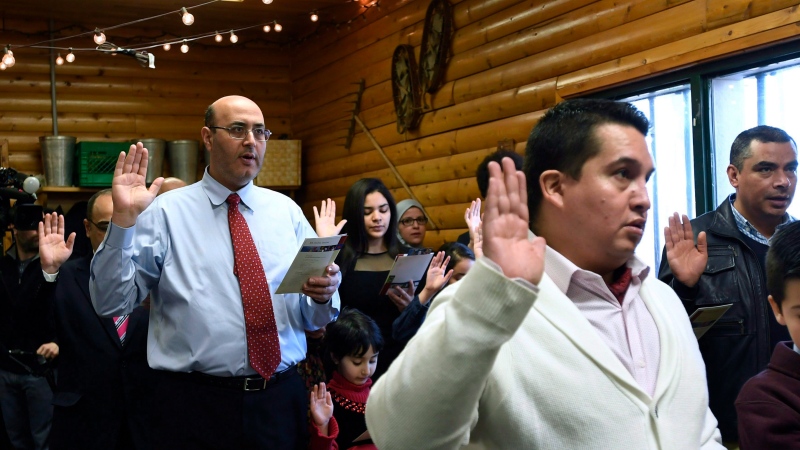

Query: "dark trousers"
(153, 369), (308, 450)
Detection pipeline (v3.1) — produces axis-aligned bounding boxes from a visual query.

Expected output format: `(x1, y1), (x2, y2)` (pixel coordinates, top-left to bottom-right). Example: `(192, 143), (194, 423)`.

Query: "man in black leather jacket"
(659, 125), (798, 446)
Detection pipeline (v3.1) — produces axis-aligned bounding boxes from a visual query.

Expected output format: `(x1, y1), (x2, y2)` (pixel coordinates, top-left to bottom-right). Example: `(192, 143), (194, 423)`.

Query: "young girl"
(309, 309), (383, 450)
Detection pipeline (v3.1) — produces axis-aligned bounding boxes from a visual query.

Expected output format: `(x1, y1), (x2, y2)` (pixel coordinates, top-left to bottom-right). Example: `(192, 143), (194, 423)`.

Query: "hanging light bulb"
(180, 40), (189, 53)
(274, 22), (282, 32)
(2, 47), (14, 68)
(263, 24), (271, 32)
(163, 42), (171, 51)
(310, 11), (319, 22)
(0, 62), (5, 71)
(262, 0), (273, 4)
(55, 54), (64, 65)
(93, 29), (106, 45)
(180, 7), (194, 25)
(229, 30), (238, 43)
(214, 32), (223, 42)
(65, 48), (75, 63)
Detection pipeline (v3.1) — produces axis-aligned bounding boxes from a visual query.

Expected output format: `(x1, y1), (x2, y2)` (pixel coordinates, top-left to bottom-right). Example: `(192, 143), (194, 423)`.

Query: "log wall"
(291, 0), (800, 249)
(0, 18), (291, 180)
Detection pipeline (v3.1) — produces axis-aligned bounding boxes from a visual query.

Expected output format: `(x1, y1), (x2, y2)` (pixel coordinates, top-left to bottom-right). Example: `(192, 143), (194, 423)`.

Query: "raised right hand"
(664, 212), (707, 288)
(111, 142), (163, 228)
(39, 212), (75, 275)
(313, 198), (347, 237)
(418, 251), (452, 305)
(464, 198), (483, 258)
(309, 382), (333, 435)
(482, 158), (546, 285)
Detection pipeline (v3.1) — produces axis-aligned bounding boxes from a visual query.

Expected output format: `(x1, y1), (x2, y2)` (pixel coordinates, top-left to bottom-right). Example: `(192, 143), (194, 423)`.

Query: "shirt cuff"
(480, 256), (540, 293)
(106, 220), (136, 248)
(42, 271), (59, 282)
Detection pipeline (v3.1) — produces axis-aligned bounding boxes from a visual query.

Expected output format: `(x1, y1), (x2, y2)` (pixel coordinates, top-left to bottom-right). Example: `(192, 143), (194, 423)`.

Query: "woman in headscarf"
(395, 199), (427, 248)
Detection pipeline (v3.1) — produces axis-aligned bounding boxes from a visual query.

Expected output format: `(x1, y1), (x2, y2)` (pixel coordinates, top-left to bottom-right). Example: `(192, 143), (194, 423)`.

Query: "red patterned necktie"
(113, 315), (129, 344)
(226, 193), (281, 378)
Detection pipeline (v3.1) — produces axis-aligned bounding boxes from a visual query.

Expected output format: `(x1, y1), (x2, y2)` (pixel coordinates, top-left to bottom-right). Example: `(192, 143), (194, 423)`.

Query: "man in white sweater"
(366, 99), (723, 449)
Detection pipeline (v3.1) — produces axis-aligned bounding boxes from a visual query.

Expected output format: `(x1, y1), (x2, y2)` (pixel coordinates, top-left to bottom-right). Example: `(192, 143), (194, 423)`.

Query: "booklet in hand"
(275, 235), (347, 295)
(378, 251), (434, 296)
(689, 304), (732, 339)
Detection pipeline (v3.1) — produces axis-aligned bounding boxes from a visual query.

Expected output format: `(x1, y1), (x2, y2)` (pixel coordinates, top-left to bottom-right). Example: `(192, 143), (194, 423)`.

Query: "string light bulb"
(229, 30), (238, 43)
(262, 0), (273, 4)
(263, 25), (271, 33)
(180, 7), (194, 25)
(55, 54), (64, 65)
(310, 11), (319, 22)
(0, 62), (5, 71)
(163, 42), (171, 51)
(180, 40), (189, 53)
(2, 47), (14, 68)
(93, 29), (106, 45)
(274, 22), (282, 32)
(214, 32), (223, 42)
(66, 48), (75, 63)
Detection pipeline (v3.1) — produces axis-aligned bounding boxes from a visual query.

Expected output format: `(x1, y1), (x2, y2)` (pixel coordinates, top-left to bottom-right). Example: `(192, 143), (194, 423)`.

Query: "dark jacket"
(49, 255), (156, 450)
(736, 341), (800, 450)
(658, 198), (787, 442)
(0, 249), (56, 374)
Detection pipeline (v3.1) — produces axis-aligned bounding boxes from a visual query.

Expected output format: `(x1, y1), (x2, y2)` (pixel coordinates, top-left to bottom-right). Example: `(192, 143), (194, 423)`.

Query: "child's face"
(448, 258), (474, 285)
(336, 345), (378, 386)
(768, 279), (800, 347)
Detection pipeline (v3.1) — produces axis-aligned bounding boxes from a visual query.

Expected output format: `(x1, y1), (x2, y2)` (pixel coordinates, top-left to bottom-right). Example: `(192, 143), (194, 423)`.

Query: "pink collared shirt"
(545, 247), (661, 397)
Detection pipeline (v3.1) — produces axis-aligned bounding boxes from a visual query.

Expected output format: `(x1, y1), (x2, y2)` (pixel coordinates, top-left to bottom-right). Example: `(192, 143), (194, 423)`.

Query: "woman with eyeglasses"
(395, 199), (428, 248)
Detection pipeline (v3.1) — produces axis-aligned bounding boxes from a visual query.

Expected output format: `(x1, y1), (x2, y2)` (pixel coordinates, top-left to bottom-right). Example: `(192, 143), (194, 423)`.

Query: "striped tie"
(113, 315), (129, 344)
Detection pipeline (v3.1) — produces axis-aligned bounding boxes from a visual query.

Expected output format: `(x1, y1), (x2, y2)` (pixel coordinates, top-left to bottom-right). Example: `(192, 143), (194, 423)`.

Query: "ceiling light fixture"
(93, 28), (106, 45)
(2, 46), (14, 68)
(274, 23), (282, 32)
(229, 30), (238, 43)
(66, 48), (75, 62)
(180, 40), (189, 53)
(214, 32), (223, 42)
(163, 42), (171, 51)
(55, 54), (64, 65)
(180, 7), (195, 25)
(263, 25), (271, 33)
(310, 11), (319, 22)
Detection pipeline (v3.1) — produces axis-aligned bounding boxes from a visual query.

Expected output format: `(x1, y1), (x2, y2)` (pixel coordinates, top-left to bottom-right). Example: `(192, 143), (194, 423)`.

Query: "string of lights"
(0, 0), (382, 70)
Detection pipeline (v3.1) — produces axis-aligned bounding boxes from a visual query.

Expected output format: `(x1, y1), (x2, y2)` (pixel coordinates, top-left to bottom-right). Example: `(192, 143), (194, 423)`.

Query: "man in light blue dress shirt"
(88, 95), (341, 450)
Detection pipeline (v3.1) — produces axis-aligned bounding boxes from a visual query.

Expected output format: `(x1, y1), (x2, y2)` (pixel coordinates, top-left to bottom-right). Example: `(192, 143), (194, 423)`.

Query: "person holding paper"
(88, 95), (340, 450)
(659, 125), (797, 446)
(366, 99), (723, 449)
(336, 178), (412, 380)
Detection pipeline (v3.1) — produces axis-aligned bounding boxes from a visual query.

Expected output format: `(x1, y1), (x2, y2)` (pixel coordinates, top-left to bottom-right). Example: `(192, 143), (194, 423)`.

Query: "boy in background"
(735, 220), (800, 449)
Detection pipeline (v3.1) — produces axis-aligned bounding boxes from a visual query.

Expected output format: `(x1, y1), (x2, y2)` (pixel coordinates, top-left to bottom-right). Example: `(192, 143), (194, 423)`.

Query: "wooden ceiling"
(1, 0), (375, 46)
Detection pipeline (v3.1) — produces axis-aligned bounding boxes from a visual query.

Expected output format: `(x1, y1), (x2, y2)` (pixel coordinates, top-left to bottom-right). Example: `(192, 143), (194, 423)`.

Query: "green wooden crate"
(75, 142), (129, 187)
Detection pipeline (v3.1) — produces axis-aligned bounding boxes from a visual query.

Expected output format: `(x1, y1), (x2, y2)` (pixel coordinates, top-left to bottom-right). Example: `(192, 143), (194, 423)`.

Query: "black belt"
(166, 364), (298, 392)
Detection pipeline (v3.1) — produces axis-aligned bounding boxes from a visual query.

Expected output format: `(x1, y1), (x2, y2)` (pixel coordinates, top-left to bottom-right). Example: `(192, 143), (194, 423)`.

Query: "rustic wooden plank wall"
(291, 0), (800, 249)
(0, 18), (292, 179)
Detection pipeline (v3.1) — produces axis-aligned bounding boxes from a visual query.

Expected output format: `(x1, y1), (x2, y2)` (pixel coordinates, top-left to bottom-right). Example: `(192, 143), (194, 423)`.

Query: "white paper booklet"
(378, 252), (435, 296)
(275, 235), (347, 294)
(689, 304), (733, 339)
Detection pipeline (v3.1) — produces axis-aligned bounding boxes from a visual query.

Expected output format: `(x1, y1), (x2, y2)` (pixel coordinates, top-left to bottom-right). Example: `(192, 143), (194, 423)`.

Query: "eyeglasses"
(399, 217), (428, 227)
(88, 219), (109, 231)
(209, 125), (272, 142)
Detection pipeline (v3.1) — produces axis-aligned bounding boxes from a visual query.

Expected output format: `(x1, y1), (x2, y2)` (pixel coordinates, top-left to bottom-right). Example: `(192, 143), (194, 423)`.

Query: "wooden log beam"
(450, 1), (706, 105)
(557, 4), (800, 97)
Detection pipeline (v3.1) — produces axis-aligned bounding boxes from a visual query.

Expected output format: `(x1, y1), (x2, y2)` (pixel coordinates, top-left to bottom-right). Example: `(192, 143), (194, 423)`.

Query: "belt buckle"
(243, 377), (266, 391)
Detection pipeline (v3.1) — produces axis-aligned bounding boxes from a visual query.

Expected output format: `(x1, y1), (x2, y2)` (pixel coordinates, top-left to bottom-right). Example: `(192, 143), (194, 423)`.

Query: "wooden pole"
(354, 114), (437, 230)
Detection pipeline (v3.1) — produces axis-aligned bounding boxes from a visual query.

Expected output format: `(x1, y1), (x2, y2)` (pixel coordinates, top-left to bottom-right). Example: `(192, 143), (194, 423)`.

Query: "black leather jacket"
(658, 198), (787, 442)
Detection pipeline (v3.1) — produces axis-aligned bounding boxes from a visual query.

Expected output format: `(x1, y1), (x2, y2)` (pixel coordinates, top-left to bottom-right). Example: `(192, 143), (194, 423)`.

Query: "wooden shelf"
(40, 186), (104, 193)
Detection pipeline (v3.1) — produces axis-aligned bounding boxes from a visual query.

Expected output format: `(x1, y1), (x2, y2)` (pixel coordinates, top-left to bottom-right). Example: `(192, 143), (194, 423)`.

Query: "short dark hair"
(730, 125), (796, 171)
(766, 221), (800, 308)
(337, 178), (400, 276)
(86, 189), (112, 222)
(324, 308), (384, 377)
(524, 98), (649, 225)
(437, 242), (475, 273)
(476, 151), (524, 198)
(204, 104), (215, 128)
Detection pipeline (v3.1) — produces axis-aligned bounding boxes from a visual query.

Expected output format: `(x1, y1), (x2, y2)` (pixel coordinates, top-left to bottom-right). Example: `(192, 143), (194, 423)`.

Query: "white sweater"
(366, 258), (723, 449)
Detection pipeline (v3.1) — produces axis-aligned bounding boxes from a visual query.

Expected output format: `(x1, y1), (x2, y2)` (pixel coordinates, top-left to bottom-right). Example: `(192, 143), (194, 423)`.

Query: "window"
(621, 86), (694, 270)
(711, 56), (800, 217)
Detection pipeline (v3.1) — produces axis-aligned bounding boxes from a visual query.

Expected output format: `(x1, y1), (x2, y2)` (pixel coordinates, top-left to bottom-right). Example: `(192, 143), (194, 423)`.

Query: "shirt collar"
(729, 194), (794, 245)
(545, 244), (650, 296)
(201, 167), (256, 210)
